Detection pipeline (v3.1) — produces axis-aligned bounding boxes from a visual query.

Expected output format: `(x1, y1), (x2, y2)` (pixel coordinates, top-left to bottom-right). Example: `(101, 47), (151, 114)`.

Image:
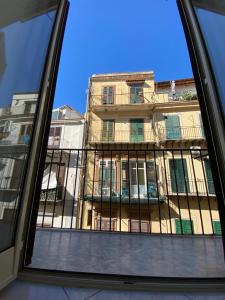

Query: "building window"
(175, 219), (193, 234)
(98, 160), (116, 196)
(18, 124), (32, 144)
(165, 114), (181, 140)
(102, 120), (114, 142)
(130, 84), (144, 104)
(130, 119), (144, 142)
(0, 120), (10, 140)
(24, 101), (36, 114)
(169, 158), (190, 193)
(129, 220), (150, 233)
(102, 86), (114, 104)
(94, 217), (117, 231)
(121, 160), (157, 198)
(48, 127), (61, 148)
(213, 220), (222, 235)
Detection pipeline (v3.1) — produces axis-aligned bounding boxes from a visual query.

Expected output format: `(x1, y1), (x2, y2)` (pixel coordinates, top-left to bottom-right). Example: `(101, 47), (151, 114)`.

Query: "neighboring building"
(79, 71), (220, 235)
(37, 105), (84, 228)
(0, 93), (37, 222)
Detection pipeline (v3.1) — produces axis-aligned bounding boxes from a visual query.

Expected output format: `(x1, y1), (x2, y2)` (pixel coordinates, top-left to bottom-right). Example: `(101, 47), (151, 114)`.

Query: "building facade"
(78, 71), (220, 235)
(0, 93), (37, 230)
(37, 105), (84, 228)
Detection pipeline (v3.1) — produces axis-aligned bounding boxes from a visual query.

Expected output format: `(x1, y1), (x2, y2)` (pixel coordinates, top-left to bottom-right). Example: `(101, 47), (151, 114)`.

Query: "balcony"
(159, 126), (205, 141)
(90, 91), (199, 111)
(37, 148), (217, 235)
(25, 147), (225, 281)
(89, 129), (155, 144)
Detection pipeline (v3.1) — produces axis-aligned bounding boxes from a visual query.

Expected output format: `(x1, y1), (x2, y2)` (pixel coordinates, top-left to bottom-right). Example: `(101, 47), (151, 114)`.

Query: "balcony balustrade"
(90, 91), (198, 107)
(89, 126), (204, 144)
(37, 148), (219, 236)
(89, 129), (155, 144)
(159, 126), (205, 141)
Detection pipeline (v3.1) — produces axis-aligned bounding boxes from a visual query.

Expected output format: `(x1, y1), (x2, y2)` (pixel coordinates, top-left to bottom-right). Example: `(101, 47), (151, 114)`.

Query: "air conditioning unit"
(190, 146), (201, 158)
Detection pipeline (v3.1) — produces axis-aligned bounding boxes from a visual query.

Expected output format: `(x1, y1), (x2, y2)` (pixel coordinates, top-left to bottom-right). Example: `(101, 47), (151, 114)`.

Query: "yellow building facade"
(78, 71), (220, 235)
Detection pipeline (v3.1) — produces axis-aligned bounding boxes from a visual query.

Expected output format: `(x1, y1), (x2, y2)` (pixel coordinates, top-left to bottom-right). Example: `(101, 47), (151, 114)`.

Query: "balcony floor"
(29, 229), (225, 278)
(2, 279), (225, 299)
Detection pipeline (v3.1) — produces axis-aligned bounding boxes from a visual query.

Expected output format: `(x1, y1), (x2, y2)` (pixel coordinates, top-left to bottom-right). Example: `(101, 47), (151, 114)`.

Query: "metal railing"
(90, 91), (198, 106)
(36, 148), (220, 236)
(89, 130), (155, 143)
(158, 126), (204, 141)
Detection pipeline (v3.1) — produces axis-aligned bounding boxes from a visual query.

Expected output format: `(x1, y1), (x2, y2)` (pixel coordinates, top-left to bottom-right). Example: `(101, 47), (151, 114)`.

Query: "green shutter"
(102, 120), (114, 142)
(213, 221), (222, 235)
(165, 115), (181, 139)
(204, 159), (215, 194)
(175, 219), (193, 234)
(169, 159), (190, 193)
(130, 86), (143, 104)
(130, 119), (144, 142)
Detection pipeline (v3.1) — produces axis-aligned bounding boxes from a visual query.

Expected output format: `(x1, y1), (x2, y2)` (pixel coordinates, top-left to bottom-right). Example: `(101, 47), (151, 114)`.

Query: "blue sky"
(54, 0), (193, 113)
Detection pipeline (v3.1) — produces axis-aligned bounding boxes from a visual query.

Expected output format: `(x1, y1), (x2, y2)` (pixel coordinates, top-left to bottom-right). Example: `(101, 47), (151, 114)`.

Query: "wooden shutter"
(102, 120), (114, 142)
(130, 85), (143, 104)
(102, 86), (114, 104)
(165, 115), (181, 139)
(122, 161), (129, 196)
(130, 119), (144, 142)
(175, 219), (193, 234)
(213, 221), (222, 235)
(169, 159), (190, 193)
(146, 161), (157, 198)
(204, 159), (215, 194)
(108, 86), (114, 104)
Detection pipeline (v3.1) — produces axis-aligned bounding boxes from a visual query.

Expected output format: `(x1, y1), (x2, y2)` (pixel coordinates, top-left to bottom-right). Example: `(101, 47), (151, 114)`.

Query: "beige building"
(78, 71), (220, 235)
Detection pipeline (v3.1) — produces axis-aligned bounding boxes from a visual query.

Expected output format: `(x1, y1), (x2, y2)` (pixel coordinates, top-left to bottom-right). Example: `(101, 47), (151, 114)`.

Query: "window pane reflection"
(193, 1), (225, 118)
(0, 0), (59, 252)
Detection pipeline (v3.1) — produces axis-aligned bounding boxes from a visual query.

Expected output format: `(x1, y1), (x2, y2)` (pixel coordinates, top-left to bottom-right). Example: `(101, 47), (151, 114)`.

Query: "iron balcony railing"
(159, 126), (205, 141)
(36, 148), (221, 236)
(90, 91), (198, 106)
(89, 126), (204, 144)
(89, 129), (155, 143)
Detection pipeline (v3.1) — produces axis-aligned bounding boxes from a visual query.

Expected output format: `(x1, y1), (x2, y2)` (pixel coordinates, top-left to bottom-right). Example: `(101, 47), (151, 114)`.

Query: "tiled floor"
(1, 280), (225, 300)
(29, 229), (225, 278)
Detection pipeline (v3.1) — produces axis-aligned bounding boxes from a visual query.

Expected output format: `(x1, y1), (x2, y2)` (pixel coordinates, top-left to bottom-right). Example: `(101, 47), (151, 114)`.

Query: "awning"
(41, 164), (57, 190)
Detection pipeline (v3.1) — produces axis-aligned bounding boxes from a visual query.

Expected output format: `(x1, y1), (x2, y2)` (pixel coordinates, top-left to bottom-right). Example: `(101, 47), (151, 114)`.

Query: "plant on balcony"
(181, 91), (198, 101)
(181, 91), (193, 101)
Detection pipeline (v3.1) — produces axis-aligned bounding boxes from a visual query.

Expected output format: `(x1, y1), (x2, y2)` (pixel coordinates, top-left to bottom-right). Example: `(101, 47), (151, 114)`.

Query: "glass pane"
(193, 1), (225, 118)
(0, 0), (59, 252)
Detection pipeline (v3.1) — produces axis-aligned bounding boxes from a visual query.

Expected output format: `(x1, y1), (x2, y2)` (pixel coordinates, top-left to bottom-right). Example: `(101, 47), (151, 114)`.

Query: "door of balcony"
(165, 115), (182, 140)
(130, 119), (144, 142)
(130, 161), (147, 198)
(169, 158), (190, 193)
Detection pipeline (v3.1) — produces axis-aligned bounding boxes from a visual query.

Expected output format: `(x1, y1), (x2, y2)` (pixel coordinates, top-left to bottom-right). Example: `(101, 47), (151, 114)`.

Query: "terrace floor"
(28, 228), (225, 278)
(1, 279), (225, 300)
